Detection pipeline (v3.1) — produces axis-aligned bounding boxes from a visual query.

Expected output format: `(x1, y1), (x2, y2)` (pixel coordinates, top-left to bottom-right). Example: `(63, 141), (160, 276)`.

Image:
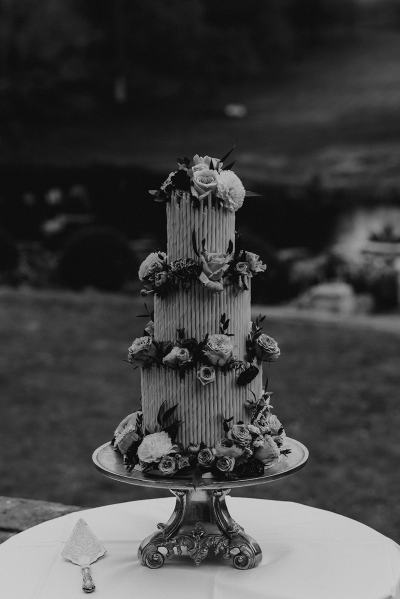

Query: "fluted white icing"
(140, 187), (263, 448)
(141, 367), (263, 447)
(166, 191), (235, 261)
(154, 281), (251, 355)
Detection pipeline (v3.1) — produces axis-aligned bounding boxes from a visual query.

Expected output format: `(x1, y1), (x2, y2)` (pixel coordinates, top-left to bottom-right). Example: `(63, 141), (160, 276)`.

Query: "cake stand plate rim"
(92, 438), (309, 490)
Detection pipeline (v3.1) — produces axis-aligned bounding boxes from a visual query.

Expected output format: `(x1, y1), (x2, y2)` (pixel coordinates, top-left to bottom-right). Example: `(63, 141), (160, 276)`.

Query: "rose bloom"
(154, 271), (168, 287)
(216, 456), (236, 473)
(138, 252), (167, 281)
(197, 365), (216, 386)
(197, 447), (215, 467)
(128, 336), (157, 363)
(264, 413), (283, 435)
(176, 454), (191, 470)
(158, 455), (177, 475)
(214, 439), (244, 458)
(255, 334), (280, 362)
(203, 334), (233, 367)
(192, 169), (218, 199)
(192, 154), (221, 172)
(235, 261), (251, 276)
(137, 431), (174, 463)
(163, 346), (192, 368)
(113, 410), (143, 454)
(227, 424), (253, 447)
(216, 170), (245, 212)
(200, 252), (230, 281)
(245, 251), (266, 274)
(254, 435), (280, 467)
(198, 273), (224, 293)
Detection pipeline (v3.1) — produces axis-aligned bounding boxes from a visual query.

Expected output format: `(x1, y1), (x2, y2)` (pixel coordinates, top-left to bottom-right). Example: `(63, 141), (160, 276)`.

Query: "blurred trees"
(0, 0), (359, 116)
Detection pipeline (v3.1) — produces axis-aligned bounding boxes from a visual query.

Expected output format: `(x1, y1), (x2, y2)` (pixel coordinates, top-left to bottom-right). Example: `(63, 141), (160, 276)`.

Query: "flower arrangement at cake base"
(111, 392), (290, 481)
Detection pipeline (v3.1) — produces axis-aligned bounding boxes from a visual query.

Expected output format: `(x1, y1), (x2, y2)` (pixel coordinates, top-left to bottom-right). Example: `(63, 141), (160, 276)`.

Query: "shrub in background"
(58, 226), (135, 291)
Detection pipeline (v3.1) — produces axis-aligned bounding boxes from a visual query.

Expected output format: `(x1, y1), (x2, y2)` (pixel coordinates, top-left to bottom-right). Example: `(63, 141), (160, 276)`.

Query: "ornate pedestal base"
(138, 488), (261, 569)
(92, 439), (309, 570)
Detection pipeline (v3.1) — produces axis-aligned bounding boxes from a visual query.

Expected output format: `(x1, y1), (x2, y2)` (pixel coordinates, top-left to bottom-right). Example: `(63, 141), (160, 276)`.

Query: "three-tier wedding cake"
(112, 152), (290, 480)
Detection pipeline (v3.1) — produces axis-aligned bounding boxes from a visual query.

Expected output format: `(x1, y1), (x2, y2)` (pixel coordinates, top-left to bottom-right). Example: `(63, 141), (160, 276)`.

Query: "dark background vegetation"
(1, 0), (400, 541)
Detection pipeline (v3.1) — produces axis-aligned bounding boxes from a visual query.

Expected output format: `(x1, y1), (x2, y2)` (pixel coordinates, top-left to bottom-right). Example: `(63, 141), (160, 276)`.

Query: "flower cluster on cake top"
(111, 391), (290, 480)
(150, 150), (251, 212)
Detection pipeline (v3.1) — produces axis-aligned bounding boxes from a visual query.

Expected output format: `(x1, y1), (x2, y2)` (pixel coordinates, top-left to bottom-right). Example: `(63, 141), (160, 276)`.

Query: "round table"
(0, 498), (399, 599)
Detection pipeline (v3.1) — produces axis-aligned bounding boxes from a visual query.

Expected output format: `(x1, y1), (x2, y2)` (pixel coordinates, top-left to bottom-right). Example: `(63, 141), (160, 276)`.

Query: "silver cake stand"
(92, 438), (309, 570)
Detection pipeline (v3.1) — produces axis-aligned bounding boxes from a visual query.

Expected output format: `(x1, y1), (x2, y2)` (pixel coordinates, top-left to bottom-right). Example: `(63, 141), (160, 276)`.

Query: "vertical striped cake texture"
(154, 281), (251, 355)
(166, 191), (235, 260)
(141, 187), (263, 448)
(141, 367), (263, 447)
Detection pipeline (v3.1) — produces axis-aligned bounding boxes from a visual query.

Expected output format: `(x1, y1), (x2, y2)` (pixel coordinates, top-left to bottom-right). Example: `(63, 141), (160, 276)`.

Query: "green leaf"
(192, 230), (199, 256)
(157, 400), (168, 428)
(220, 145), (236, 163)
(162, 404), (178, 425)
(223, 160), (236, 171)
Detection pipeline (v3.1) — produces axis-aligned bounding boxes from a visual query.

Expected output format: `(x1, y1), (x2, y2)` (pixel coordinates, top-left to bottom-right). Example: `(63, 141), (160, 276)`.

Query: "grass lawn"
(0, 288), (399, 541)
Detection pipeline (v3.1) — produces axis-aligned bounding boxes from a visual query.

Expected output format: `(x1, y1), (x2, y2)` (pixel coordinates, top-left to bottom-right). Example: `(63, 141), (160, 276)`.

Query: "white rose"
(203, 334), (233, 367)
(264, 413), (283, 435)
(254, 435), (280, 467)
(200, 251), (230, 281)
(162, 346), (192, 368)
(192, 169), (218, 199)
(138, 252), (167, 281)
(137, 431), (174, 463)
(216, 170), (245, 211)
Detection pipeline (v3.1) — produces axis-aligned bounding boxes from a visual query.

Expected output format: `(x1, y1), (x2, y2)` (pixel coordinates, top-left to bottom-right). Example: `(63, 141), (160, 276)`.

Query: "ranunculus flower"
(214, 439), (244, 458)
(216, 170), (245, 212)
(245, 251), (266, 274)
(138, 252), (167, 281)
(254, 334), (280, 362)
(163, 346), (192, 368)
(137, 431), (174, 463)
(254, 435), (280, 467)
(197, 365), (216, 386)
(192, 169), (218, 199)
(200, 252), (230, 282)
(158, 455), (177, 475)
(128, 336), (157, 364)
(203, 334), (233, 367)
(197, 447), (215, 467)
(216, 456), (235, 473)
(227, 424), (253, 447)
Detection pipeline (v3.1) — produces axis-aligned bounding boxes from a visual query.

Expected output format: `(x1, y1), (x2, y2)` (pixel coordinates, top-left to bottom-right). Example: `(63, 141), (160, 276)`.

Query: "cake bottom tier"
(141, 366), (263, 448)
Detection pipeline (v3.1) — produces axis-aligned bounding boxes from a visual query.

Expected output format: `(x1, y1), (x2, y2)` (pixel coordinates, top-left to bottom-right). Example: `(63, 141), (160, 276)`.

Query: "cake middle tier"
(166, 191), (235, 261)
(154, 281), (251, 356)
(141, 366), (263, 448)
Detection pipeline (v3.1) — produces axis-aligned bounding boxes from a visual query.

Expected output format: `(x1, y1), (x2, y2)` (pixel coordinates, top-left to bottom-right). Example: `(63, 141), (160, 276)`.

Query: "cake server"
(62, 518), (106, 593)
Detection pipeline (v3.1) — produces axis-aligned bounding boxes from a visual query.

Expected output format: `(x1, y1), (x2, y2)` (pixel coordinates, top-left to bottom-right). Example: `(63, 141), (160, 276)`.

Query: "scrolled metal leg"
(138, 488), (262, 569)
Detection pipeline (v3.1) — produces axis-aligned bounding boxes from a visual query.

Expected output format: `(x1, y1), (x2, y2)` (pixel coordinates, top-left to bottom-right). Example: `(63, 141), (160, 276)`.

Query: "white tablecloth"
(0, 497), (399, 599)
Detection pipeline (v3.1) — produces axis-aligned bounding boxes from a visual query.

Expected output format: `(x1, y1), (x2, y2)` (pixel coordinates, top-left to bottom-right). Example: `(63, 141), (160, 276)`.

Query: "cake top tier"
(150, 152), (246, 212)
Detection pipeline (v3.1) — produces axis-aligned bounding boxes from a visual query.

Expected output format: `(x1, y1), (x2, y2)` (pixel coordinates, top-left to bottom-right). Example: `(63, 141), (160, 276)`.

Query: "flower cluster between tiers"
(127, 312), (280, 388)
(150, 153), (247, 212)
(138, 247), (266, 298)
(111, 391), (290, 480)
